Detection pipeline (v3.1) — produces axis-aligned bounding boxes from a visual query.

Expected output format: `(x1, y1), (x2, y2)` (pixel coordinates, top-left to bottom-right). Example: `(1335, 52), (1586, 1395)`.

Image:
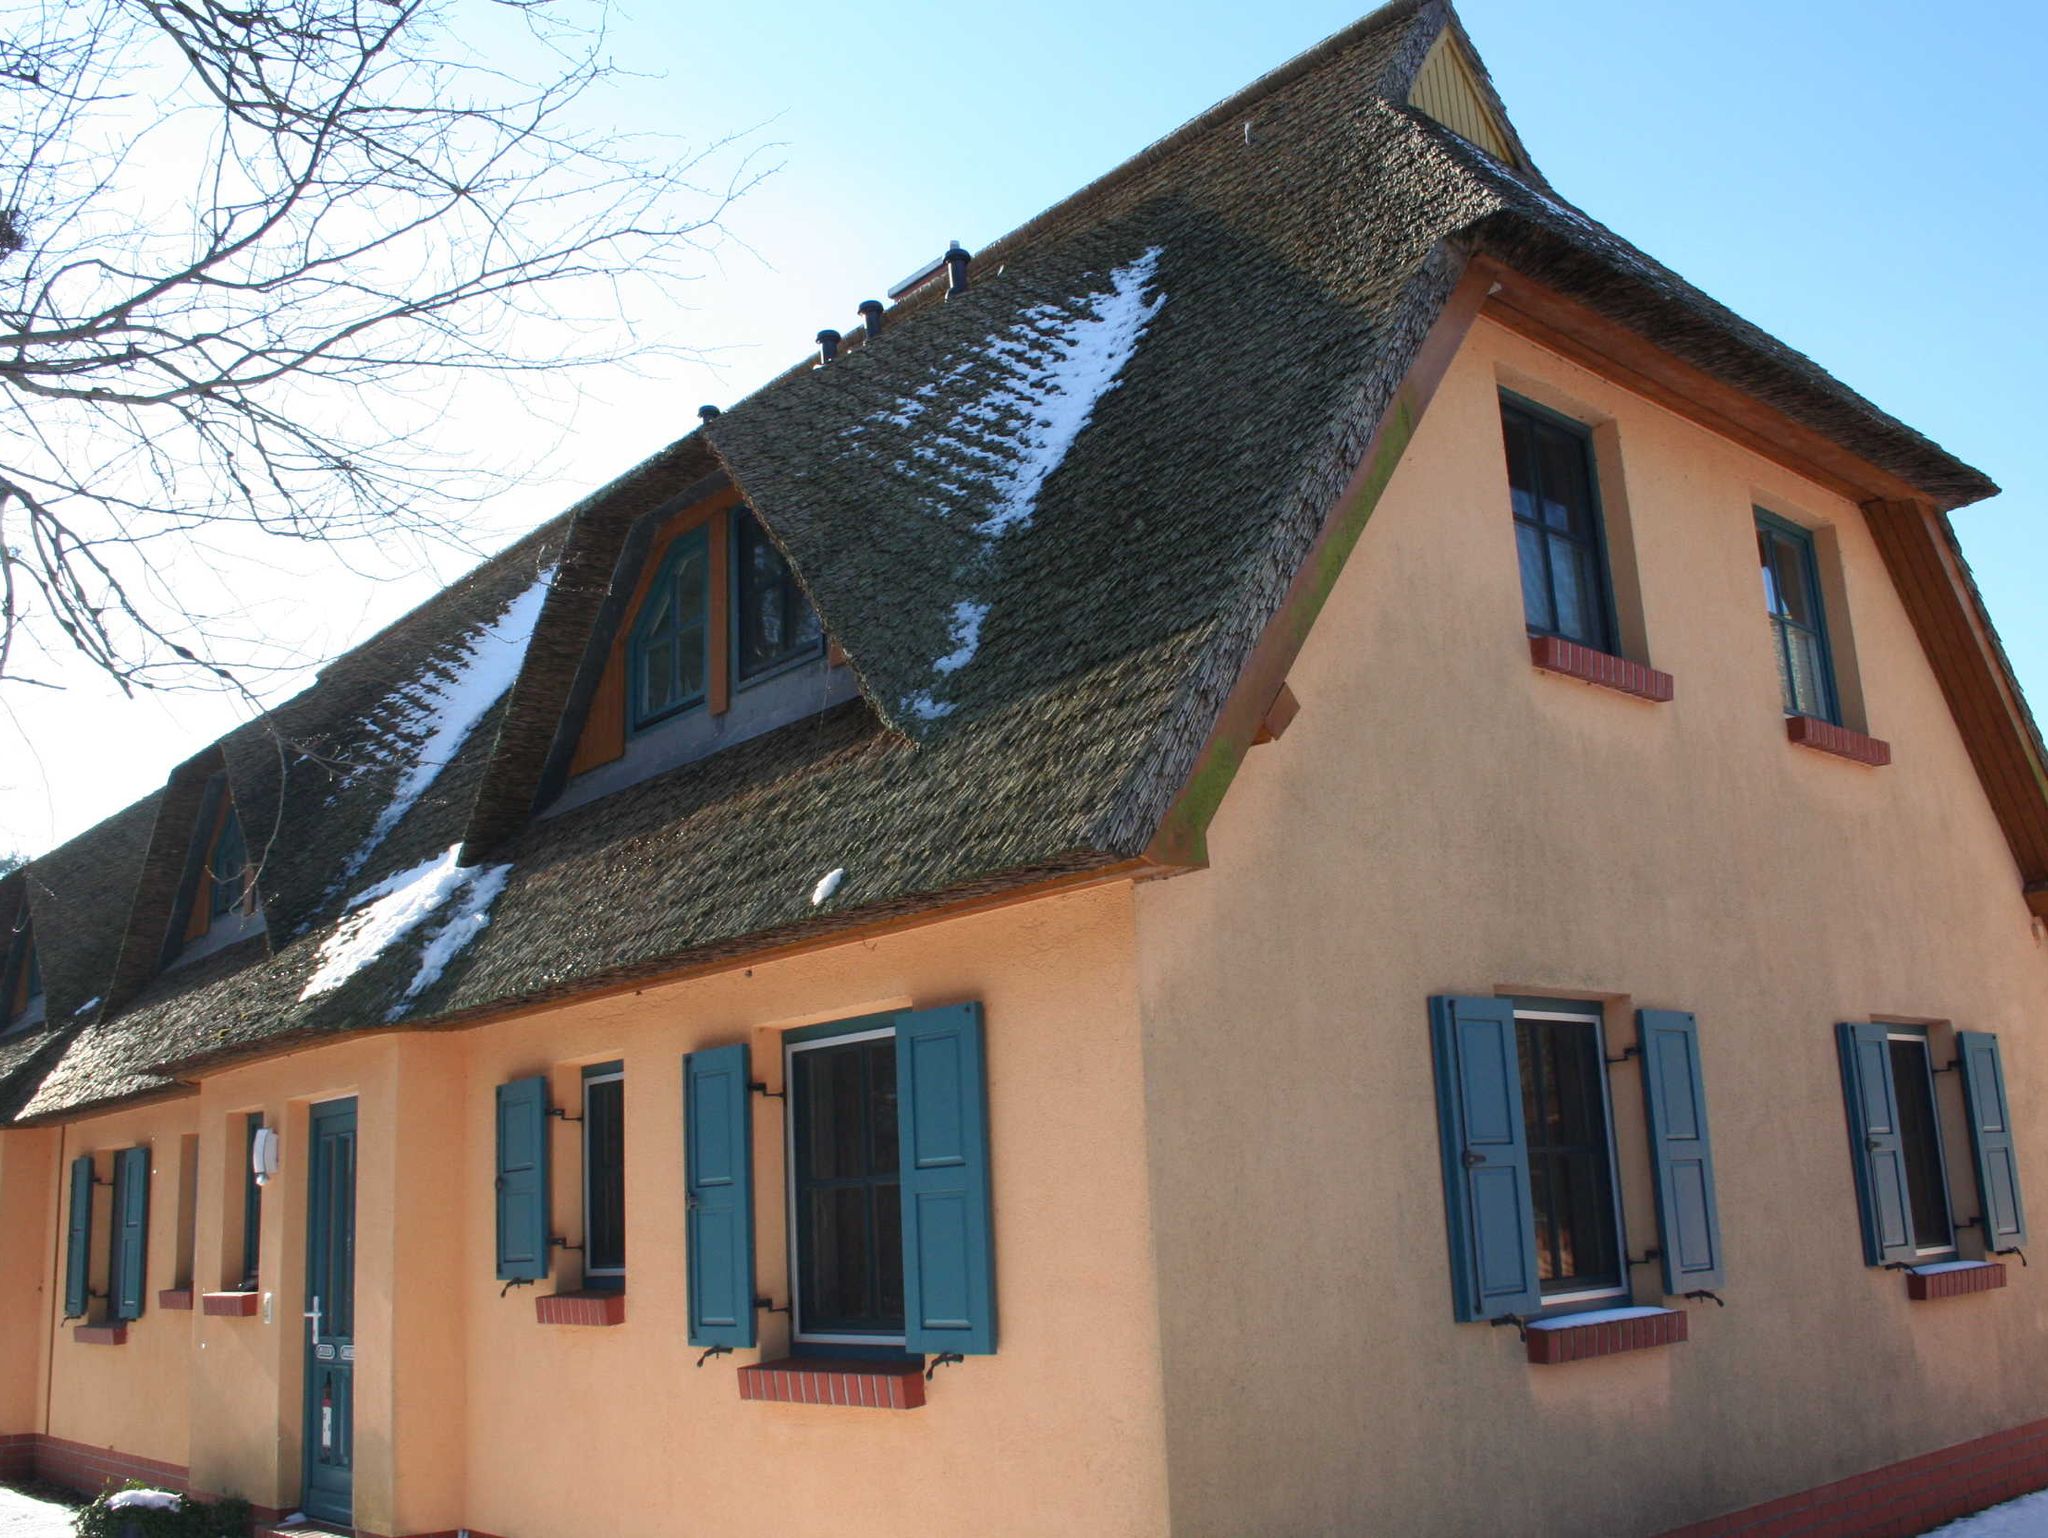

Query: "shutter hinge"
(750, 1082), (785, 1102)
(547, 1107), (582, 1124)
(925, 1351), (965, 1380)
(1488, 1313), (1530, 1344)
(499, 1278), (534, 1299)
(1603, 1045), (1641, 1068)
(696, 1344), (733, 1368)
(753, 1296), (790, 1316)
(1997, 1248), (2030, 1267)
(1932, 1059), (1960, 1075)
(1682, 1289), (1726, 1308)
(1627, 1248), (1662, 1269)
(549, 1237), (583, 1254)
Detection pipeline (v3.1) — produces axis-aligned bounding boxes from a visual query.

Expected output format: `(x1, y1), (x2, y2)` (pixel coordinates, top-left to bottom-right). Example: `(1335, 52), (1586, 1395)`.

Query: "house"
(1, 2), (2044, 1534)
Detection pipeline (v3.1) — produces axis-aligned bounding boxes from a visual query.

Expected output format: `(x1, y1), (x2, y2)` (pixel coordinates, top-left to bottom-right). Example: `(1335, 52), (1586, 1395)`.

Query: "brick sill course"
(1908, 1260), (2007, 1302)
(72, 1324), (127, 1346)
(1525, 1305), (1686, 1365)
(201, 1291), (259, 1317)
(738, 1357), (926, 1410)
(535, 1290), (626, 1327)
(1787, 713), (1891, 766)
(157, 1288), (194, 1311)
(1529, 635), (1675, 703)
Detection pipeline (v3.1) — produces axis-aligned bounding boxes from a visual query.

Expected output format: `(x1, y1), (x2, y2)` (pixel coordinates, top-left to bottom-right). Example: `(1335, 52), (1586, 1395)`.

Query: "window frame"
(1499, 392), (1621, 657)
(1885, 1028), (1958, 1260)
(1755, 508), (1840, 725)
(2, 914), (42, 1034)
(729, 506), (826, 691)
(239, 1113), (264, 1292)
(783, 1016), (906, 1350)
(627, 526), (713, 733)
(1511, 999), (1631, 1309)
(581, 1061), (626, 1292)
(208, 806), (250, 922)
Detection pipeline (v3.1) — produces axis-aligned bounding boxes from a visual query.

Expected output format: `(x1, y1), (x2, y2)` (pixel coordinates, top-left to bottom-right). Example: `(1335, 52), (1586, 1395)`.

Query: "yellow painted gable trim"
(1408, 33), (1516, 165)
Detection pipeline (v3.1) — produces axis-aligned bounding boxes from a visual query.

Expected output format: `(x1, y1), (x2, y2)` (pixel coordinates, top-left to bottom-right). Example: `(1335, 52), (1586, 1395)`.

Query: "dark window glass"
(1756, 514), (1838, 723)
(734, 508), (821, 683)
(630, 529), (710, 728)
(209, 808), (248, 920)
(1501, 401), (1612, 651)
(241, 1114), (263, 1291)
(1889, 1037), (1953, 1252)
(791, 1034), (903, 1337)
(3, 919), (38, 1027)
(584, 1071), (626, 1284)
(1516, 1012), (1622, 1295)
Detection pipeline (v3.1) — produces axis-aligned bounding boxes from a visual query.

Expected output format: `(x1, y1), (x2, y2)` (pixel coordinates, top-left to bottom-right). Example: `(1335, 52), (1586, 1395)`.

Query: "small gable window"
(630, 526), (712, 729)
(3, 914), (44, 1033)
(169, 778), (263, 965)
(209, 807), (250, 921)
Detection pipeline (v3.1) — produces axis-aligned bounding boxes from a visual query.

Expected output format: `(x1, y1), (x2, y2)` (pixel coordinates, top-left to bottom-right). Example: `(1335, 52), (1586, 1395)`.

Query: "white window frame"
(582, 1066), (626, 1286)
(1513, 1005), (1630, 1307)
(784, 1023), (904, 1348)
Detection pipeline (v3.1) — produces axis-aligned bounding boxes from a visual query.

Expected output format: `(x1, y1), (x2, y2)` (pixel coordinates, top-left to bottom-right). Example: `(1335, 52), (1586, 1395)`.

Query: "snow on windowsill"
(1526, 1305), (1675, 1331)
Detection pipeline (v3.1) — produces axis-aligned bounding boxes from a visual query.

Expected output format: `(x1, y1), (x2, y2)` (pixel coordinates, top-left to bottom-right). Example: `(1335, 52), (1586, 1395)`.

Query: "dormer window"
(630, 525), (712, 730)
(733, 508), (823, 683)
(208, 806), (251, 922)
(167, 779), (264, 967)
(2, 914), (43, 1034)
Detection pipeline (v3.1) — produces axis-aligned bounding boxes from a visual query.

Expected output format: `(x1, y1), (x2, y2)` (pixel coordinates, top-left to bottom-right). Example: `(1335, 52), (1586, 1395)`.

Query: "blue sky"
(2, 0), (2041, 854)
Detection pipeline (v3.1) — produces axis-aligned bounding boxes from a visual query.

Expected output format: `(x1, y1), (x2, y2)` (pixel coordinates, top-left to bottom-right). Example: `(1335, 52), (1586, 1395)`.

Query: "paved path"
(0, 1487), (72, 1538)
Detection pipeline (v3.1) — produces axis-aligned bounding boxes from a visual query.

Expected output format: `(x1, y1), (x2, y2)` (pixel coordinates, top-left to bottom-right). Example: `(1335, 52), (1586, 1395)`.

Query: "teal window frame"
(1756, 509), (1840, 724)
(1511, 998), (1629, 1307)
(784, 1014), (906, 1351)
(628, 526), (713, 732)
(582, 1061), (626, 1291)
(209, 807), (249, 921)
(1499, 393), (1619, 656)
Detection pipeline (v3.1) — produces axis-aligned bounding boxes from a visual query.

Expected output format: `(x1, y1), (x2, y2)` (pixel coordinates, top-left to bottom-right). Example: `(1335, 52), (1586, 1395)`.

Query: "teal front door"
(302, 1099), (357, 1526)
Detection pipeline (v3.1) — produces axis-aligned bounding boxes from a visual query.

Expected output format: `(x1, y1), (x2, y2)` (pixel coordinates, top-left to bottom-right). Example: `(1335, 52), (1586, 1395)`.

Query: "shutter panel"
(1637, 1009), (1725, 1294)
(111, 1147), (150, 1321)
(64, 1156), (93, 1320)
(1957, 1031), (2028, 1252)
(896, 1003), (996, 1355)
(1837, 1022), (1915, 1265)
(494, 1076), (551, 1282)
(683, 1043), (756, 1348)
(1429, 995), (1542, 1321)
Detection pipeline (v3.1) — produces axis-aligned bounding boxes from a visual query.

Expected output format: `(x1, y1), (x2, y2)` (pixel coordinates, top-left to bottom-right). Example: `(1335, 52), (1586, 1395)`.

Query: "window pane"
(1503, 414), (1539, 526)
(735, 510), (821, 681)
(791, 1033), (905, 1336)
(631, 532), (709, 727)
(210, 810), (248, 918)
(1786, 627), (1828, 719)
(1549, 535), (1595, 645)
(1515, 523), (1553, 634)
(1758, 529), (1784, 615)
(1767, 618), (1798, 715)
(1534, 428), (1591, 536)
(1517, 1014), (1621, 1295)
(1888, 1039), (1953, 1251)
(1771, 537), (1818, 629)
(584, 1077), (625, 1275)
(1502, 403), (1608, 651)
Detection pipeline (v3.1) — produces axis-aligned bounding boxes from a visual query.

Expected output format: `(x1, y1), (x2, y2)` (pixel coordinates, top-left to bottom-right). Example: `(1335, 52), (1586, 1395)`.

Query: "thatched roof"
(2, 0), (2012, 1122)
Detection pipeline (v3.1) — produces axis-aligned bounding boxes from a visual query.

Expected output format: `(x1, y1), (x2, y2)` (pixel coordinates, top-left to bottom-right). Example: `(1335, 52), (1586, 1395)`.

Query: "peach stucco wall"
(12, 881), (1169, 1538)
(1131, 314), (2048, 1537)
(0, 1126), (57, 1436)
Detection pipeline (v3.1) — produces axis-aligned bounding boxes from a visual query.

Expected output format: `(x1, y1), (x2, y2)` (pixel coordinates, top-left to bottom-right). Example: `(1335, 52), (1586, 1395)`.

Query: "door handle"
(1461, 1150), (1486, 1168)
(305, 1294), (322, 1337)
(1865, 1136), (1884, 1153)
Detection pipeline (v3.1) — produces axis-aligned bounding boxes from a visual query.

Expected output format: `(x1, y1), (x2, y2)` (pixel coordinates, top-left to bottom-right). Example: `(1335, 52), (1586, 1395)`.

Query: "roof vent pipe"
(815, 328), (841, 366)
(857, 299), (885, 337)
(943, 241), (972, 297)
(697, 404), (721, 423)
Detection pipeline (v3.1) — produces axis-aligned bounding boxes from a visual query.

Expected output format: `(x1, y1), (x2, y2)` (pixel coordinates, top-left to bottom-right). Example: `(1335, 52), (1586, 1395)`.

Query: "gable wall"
(1132, 314), (2048, 1536)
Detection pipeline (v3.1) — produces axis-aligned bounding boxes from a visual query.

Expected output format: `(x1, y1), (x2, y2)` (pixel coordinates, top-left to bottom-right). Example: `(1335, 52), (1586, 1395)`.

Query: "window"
(626, 504), (821, 733)
(787, 1024), (904, 1344)
(1516, 1003), (1625, 1301)
(1838, 1023), (1966, 1264)
(1889, 1035), (1954, 1254)
(240, 1114), (264, 1291)
(1500, 397), (1614, 652)
(209, 807), (250, 921)
(2, 914), (42, 1033)
(1756, 511), (1837, 722)
(582, 1063), (625, 1291)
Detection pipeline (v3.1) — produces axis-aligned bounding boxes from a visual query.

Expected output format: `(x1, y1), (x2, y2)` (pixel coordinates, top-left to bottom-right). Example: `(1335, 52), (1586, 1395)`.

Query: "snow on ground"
(299, 843), (512, 1016)
(0, 1486), (74, 1537)
(336, 568), (553, 884)
(1922, 1489), (2048, 1535)
(862, 247), (1167, 724)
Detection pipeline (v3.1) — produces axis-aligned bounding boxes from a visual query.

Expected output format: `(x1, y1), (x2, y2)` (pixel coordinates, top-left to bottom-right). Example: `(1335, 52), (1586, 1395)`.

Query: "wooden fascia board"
(1143, 260), (1491, 870)
(1475, 260), (1932, 509)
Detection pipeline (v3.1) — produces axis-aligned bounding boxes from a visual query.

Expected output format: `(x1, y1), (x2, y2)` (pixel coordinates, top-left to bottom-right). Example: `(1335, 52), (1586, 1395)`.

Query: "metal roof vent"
(857, 298), (885, 337)
(697, 404), (721, 423)
(815, 328), (842, 366)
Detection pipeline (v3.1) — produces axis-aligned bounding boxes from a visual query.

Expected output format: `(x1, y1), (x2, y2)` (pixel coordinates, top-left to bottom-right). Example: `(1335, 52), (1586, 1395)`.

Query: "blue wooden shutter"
(684, 1043), (756, 1348)
(1429, 995), (1542, 1321)
(1957, 1031), (2027, 1253)
(1637, 1009), (1725, 1294)
(1837, 1022), (1915, 1264)
(896, 1003), (996, 1355)
(64, 1156), (93, 1320)
(495, 1076), (551, 1282)
(111, 1147), (150, 1321)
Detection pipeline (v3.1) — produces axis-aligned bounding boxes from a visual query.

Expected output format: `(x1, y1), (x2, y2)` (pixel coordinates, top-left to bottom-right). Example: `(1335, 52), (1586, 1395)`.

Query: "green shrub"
(72, 1485), (252, 1538)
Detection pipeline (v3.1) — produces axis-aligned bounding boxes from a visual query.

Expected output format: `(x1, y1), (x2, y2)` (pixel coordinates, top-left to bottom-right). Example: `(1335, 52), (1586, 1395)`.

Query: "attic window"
(2, 914), (43, 1034)
(168, 778), (264, 967)
(1407, 32), (1519, 166)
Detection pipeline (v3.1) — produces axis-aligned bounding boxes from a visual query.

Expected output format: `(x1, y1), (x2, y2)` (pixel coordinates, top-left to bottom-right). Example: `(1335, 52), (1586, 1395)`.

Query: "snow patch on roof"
(73, 995), (100, 1017)
(336, 568), (554, 885)
(859, 246), (1166, 726)
(300, 843), (510, 1012)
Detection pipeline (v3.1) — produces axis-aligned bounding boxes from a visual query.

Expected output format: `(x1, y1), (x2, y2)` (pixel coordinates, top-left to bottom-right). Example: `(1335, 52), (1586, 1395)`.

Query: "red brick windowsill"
(1908, 1260), (2007, 1302)
(738, 1357), (927, 1410)
(1529, 635), (1675, 703)
(201, 1291), (260, 1317)
(1525, 1305), (1687, 1365)
(72, 1324), (127, 1346)
(535, 1290), (626, 1327)
(1787, 714), (1891, 766)
(157, 1288), (194, 1311)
